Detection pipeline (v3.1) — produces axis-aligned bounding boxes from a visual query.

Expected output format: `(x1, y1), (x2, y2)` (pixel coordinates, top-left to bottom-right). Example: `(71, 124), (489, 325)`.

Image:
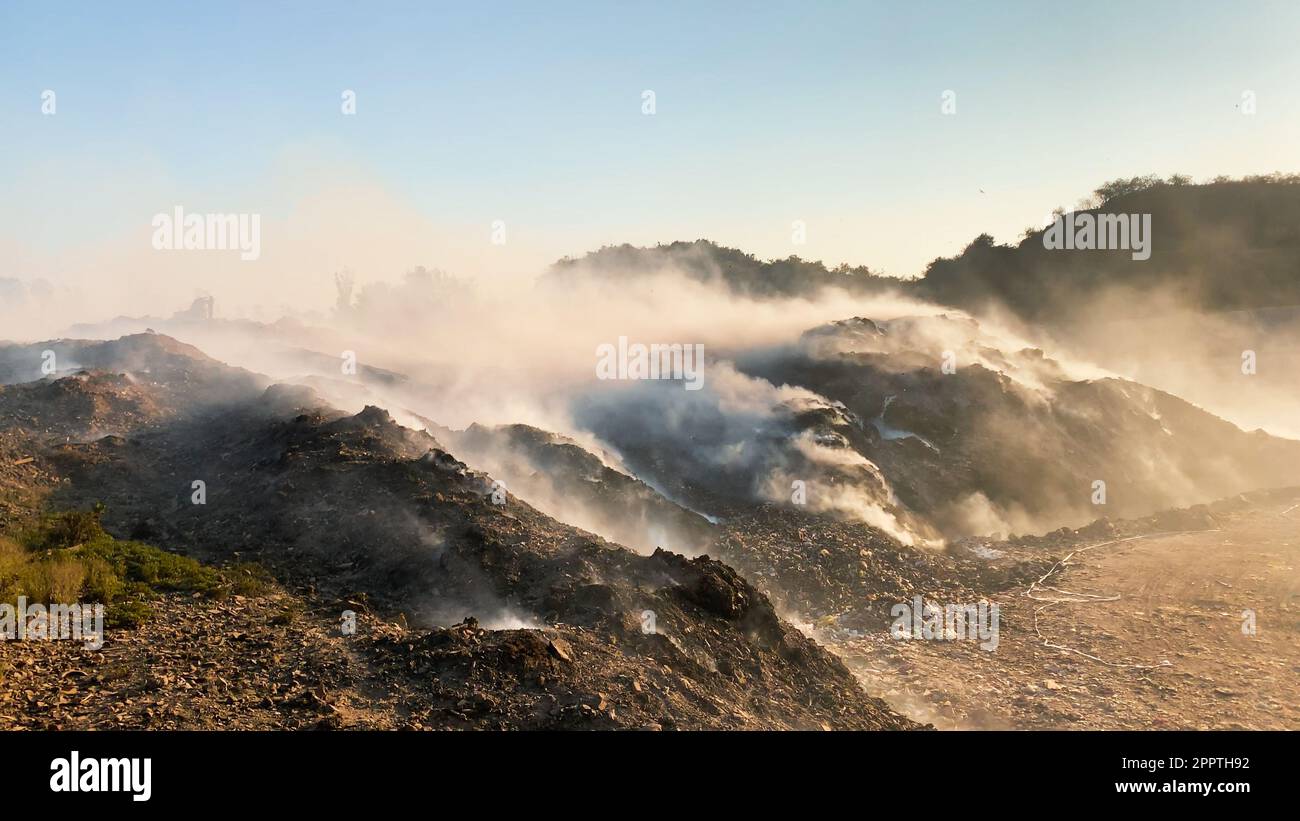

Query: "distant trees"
(1092, 175), (1164, 205)
(546, 239), (899, 298)
(1088, 172), (1300, 207)
(334, 269), (355, 317)
(917, 172), (1300, 320)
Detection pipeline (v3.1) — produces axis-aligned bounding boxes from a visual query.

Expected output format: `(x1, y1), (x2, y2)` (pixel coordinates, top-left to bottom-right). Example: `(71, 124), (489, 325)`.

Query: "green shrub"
(47, 558), (86, 603)
(22, 504), (107, 550)
(20, 558), (85, 604)
(2, 506), (277, 630)
(0, 537), (26, 603)
(226, 562), (275, 597)
(82, 556), (124, 603)
(106, 599), (153, 629)
(76, 537), (224, 596)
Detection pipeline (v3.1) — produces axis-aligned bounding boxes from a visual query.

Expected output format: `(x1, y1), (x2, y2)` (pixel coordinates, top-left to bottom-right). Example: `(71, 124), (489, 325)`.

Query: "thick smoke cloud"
(6, 234), (1296, 551)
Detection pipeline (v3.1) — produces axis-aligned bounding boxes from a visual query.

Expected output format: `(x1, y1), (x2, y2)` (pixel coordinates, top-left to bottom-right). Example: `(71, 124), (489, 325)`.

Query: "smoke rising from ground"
(1018, 285), (1300, 440)
(5, 235), (1297, 551)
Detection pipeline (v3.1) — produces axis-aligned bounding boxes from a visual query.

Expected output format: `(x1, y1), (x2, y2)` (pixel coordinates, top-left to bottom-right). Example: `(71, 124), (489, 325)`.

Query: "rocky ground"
(814, 489), (1300, 729)
(1, 332), (1294, 731)
(714, 504), (1051, 622)
(0, 334), (913, 730)
(0, 585), (906, 730)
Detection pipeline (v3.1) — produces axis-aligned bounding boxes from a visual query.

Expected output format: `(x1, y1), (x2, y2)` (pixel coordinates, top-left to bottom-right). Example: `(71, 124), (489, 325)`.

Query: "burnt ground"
(0, 335), (913, 730)
(812, 489), (1300, 729)
(0, 588), (893, 730)
(2, 333), (1294, 731)
(713, 504), (1050, 623)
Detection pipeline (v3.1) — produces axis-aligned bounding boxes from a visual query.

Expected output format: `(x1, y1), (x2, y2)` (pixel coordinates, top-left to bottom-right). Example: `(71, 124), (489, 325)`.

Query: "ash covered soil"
(0, 334), (912, 730)
(1, 331), (1296, 731)
(815, 490), (1300, 729)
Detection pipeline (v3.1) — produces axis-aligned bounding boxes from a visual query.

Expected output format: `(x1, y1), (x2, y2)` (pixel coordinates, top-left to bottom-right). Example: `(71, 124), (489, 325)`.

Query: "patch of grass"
(82, 556), (124, 603)
(75, 538), (225, 597)
(20, 557), (85, 604)
(21, 503), (108, 550)
(0, 536), (28, 605)
(106, 600), (153, 629)
(2, 505), (277, 629)
(225, 562), (276, 597)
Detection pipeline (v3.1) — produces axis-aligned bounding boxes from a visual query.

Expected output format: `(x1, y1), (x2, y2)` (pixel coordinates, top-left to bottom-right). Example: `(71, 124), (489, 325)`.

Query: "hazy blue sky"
(3, 0), (1298, 304)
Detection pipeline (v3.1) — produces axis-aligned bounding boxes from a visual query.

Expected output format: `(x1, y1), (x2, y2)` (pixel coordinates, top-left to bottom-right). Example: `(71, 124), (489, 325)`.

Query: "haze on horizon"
(3, 0), (1300, 322)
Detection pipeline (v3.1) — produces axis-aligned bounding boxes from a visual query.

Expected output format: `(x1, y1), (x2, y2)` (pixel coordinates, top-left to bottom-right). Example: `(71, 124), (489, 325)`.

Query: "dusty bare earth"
(821, 493), (1300, 729)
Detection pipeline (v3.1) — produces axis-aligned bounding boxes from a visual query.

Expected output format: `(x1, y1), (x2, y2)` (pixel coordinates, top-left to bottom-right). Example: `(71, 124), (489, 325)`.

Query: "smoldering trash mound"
(3, 320), (1294, 731)
(435, 421), (718, 556)
(576, 312), (1300, 545)
(0, 332), (914, 730)
(782, 313), (1300, 535)
(538, 310), (1300, 642)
